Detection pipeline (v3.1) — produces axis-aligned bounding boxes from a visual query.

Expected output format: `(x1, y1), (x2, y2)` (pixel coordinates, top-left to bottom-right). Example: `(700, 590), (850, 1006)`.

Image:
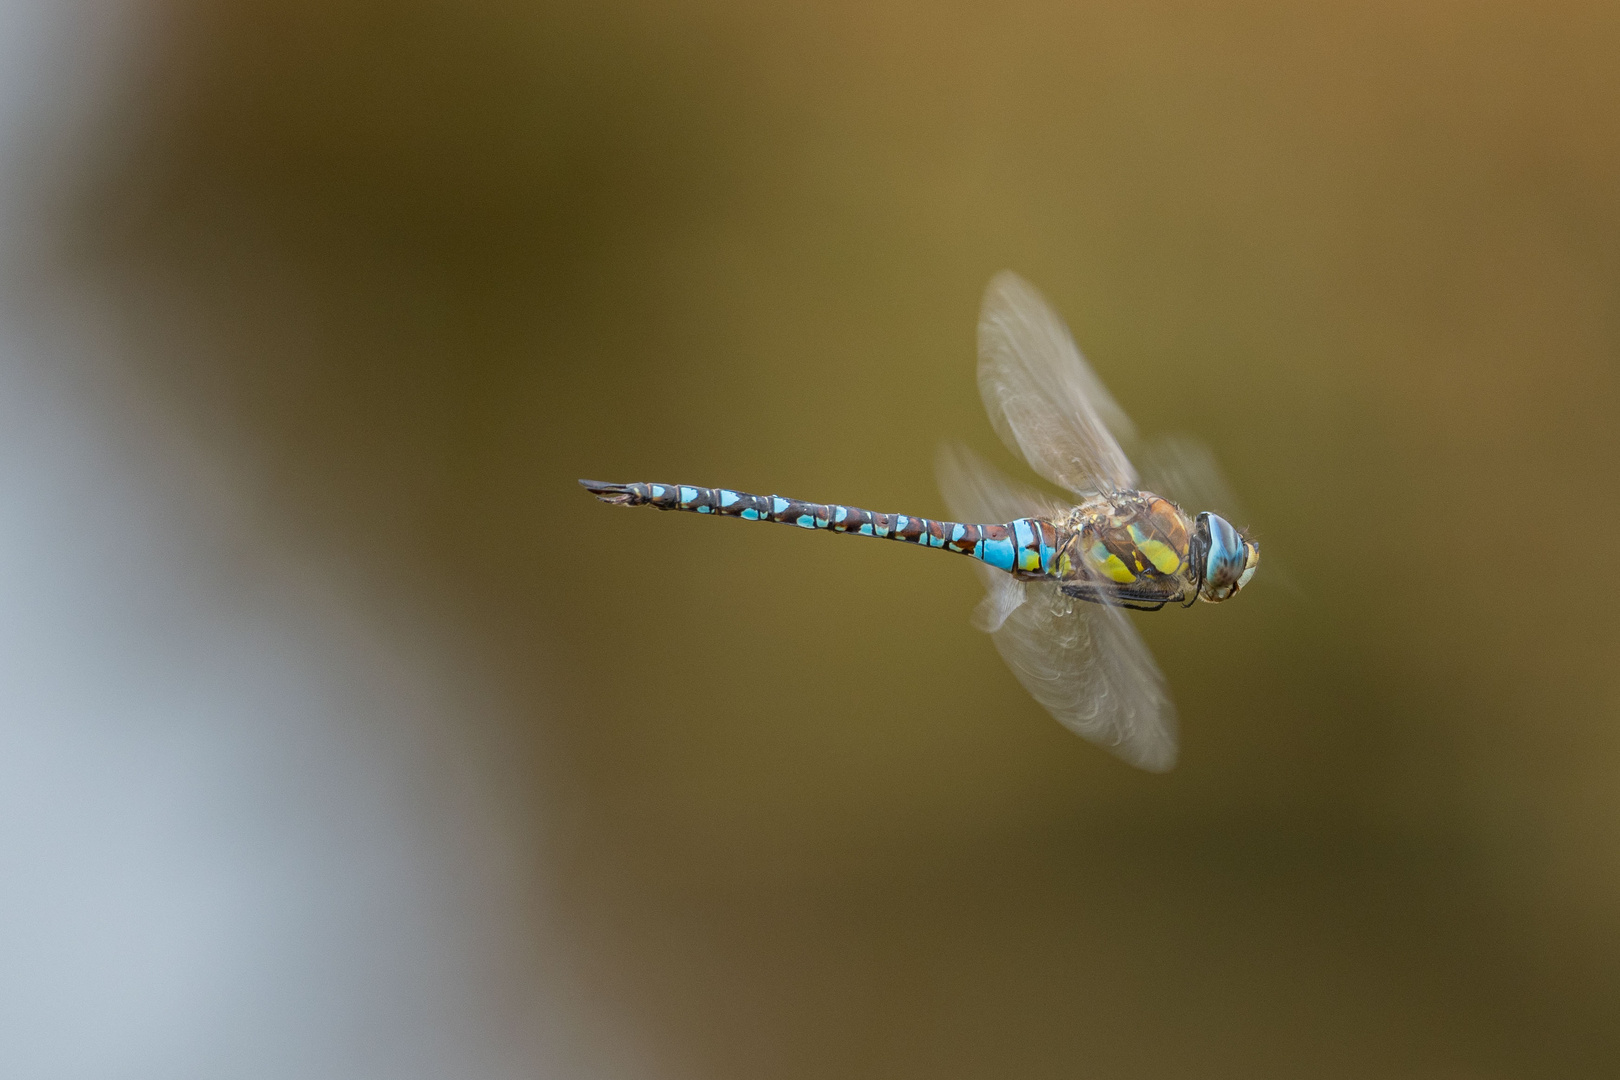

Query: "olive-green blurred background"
(75, 0), (1620, 1075)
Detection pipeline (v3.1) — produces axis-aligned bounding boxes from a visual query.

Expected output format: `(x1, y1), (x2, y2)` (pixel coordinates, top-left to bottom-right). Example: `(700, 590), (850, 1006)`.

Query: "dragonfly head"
(1193, 512), (1259, 603)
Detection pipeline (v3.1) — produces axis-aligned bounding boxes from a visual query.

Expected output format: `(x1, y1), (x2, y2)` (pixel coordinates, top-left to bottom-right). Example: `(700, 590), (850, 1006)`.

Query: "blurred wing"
(937, 441), (1065, 524)
(937, 443), (1065, 633)
(978, 272), (1139, 496)
(1136, 434), (1247, 524)
(992, 582), (1178, 773)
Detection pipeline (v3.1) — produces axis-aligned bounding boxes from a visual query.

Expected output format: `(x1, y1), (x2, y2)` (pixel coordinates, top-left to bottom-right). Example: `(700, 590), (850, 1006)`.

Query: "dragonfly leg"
(1060, 583), (1176, 612)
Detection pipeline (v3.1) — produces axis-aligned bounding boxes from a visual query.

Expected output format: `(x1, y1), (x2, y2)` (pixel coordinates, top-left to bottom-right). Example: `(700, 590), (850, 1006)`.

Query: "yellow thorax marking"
(1086, 537), (1138, 583)
(1128, 523), (1184, 575)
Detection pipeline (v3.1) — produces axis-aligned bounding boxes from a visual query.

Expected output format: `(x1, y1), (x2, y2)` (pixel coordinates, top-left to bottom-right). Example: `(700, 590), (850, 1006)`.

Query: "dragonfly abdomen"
(580, 479), (1060, 575)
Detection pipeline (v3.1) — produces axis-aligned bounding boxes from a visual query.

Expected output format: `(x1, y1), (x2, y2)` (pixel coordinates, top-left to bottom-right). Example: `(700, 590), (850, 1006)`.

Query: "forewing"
(936, 443), (1064, 632)
(992, 582), (1179, 772)
(978, 271), (1139, 496)
(1137, 434), (1247, 524)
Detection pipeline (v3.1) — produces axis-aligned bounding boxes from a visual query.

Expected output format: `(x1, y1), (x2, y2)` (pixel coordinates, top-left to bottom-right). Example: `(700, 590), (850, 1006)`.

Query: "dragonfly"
(581, 272), (1258, 771)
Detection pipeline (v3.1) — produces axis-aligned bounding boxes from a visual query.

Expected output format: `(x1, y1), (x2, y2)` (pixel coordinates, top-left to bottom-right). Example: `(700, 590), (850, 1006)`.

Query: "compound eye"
(1201, 513), (1245, 594)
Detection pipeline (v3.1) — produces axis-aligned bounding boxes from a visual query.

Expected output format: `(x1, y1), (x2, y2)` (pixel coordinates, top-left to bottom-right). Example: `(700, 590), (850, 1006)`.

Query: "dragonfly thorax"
(1049, 491), (1198, 605)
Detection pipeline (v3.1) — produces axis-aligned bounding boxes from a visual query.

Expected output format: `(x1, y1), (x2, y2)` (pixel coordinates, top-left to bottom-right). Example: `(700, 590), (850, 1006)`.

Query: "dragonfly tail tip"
(579, 478), (638, 505)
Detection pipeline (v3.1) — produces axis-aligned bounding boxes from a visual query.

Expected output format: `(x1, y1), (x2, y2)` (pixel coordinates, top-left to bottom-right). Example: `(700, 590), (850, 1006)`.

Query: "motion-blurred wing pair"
(942, 272), (1247, 771)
